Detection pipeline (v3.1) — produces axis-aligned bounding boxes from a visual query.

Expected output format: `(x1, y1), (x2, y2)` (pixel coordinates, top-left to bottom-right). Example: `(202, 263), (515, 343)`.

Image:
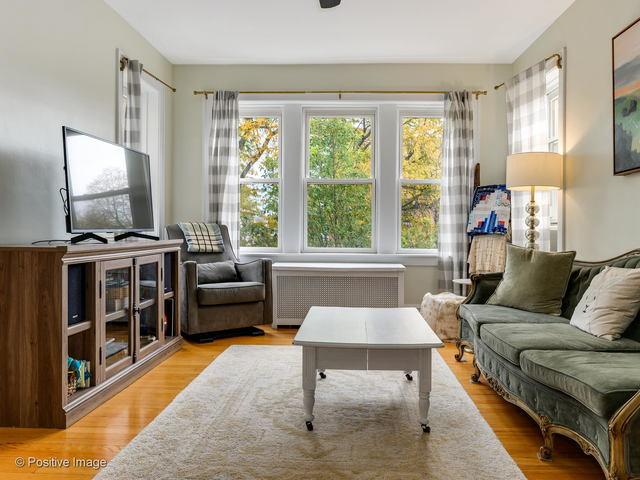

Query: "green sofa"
(455, 249), (640, 480)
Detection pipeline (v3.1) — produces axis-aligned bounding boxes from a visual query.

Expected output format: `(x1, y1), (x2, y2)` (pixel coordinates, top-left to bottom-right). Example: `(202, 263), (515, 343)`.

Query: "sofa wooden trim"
(572, 248), (640, 267)
(475, 360), (640, 480)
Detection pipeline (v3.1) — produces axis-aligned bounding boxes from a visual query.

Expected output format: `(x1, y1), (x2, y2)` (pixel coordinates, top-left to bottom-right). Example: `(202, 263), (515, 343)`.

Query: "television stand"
(0, 240), (183, 427)
(70, 233), (108, 244)
(114, 232), (160, 242)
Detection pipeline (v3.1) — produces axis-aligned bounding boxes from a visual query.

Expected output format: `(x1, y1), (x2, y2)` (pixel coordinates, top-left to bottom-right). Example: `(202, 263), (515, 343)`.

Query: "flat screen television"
(62, 127), (154, 235)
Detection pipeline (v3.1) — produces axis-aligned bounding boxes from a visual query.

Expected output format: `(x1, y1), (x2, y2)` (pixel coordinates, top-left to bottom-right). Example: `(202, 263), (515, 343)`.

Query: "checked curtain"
(205, 91), (240, 252)
(438, 91), (475, 294)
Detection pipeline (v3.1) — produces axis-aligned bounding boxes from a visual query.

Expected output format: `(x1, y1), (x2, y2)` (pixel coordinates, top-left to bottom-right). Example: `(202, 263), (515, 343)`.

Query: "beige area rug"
(96, 346), (525, 480)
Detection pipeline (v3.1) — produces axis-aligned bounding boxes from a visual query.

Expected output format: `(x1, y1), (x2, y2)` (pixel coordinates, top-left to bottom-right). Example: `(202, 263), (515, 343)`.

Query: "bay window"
(234, 100), (444, 260)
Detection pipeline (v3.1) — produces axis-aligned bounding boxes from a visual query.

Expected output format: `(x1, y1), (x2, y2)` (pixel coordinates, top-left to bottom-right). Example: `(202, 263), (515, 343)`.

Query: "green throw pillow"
(487, 244), (576, 315)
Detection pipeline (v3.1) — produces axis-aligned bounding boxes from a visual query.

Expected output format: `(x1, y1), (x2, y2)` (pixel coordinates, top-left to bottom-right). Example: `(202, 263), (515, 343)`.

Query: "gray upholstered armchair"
(166, 224), (272, 340)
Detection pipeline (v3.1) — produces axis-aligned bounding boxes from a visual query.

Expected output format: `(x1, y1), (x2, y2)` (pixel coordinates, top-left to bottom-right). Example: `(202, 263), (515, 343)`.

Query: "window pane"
(240, 183), (278, 248)
(401, 184), (440, 249)
(401, 117), (443, 180)
(308, 116), (372, 179)
(239, 117), (279, 179)
(307, 183), (372, 248)
(548, 95), (559, 141)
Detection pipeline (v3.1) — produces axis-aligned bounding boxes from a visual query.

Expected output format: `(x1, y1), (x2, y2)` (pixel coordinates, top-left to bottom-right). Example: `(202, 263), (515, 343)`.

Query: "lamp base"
(524, 187), (540, 250)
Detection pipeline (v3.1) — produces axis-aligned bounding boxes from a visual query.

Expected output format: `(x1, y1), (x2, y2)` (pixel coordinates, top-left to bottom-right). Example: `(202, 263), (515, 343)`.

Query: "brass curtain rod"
(193, 89), (488, 100)
(120, 57), (176, 93)
(493, 53), (562, 90)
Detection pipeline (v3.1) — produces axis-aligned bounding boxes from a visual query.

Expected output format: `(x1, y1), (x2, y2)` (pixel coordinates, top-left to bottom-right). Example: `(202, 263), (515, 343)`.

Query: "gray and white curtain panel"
(123, 59), (143, 151)
(506, 59), (552, 250)
(438, 91), (475, 295)
(205, 91), (240, 252)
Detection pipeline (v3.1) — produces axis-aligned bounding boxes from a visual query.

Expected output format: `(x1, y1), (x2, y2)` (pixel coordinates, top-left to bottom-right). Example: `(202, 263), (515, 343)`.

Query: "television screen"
(62, 127), (154, 233)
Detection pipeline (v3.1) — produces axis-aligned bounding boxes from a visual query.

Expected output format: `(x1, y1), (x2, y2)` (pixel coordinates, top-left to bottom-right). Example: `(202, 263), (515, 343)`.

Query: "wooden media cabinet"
(0, 240), (183, 428)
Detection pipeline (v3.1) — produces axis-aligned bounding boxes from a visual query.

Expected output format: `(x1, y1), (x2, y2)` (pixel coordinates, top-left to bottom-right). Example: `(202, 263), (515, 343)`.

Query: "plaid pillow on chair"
(178, 222), (225, 253)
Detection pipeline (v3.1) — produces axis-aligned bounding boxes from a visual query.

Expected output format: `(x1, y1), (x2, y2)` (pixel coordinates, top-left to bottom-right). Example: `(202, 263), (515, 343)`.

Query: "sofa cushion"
(520, 350), (640, 418)
(479, 323), (640, 365)
(487, 244), (576, 315)
(197, 281), (265, 306)
(459, 304), (568, 337)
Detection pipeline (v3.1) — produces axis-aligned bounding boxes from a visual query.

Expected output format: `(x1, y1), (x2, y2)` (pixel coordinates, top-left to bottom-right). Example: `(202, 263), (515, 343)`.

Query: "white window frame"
(397, 108), (444, 254)
(238, 107), (283, 253)
(546, 66), (560, 229)
(303, 108), (377, 253)
(230, 97), (445, 266)
(546, 67), (560, 154)
(543, 55), (566, 252)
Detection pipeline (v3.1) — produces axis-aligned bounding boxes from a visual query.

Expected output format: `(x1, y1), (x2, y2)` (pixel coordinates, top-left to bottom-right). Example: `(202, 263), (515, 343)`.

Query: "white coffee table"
(293, 306), (443, 432)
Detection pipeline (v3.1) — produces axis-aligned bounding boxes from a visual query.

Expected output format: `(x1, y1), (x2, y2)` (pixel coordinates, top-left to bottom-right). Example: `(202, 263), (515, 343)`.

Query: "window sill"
(238, 251), (439, 267)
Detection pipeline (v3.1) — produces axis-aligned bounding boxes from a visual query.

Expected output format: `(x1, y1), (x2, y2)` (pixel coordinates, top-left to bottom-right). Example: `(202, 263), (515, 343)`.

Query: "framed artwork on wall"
(613, 16), (640, 175)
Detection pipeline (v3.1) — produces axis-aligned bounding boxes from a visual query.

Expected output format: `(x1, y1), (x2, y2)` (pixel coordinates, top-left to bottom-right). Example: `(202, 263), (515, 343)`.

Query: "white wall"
(0, 0), (174, 243)
(172, 63), (511, 222)
(171, 64), (512, 304)
(514, 0), (640, 260)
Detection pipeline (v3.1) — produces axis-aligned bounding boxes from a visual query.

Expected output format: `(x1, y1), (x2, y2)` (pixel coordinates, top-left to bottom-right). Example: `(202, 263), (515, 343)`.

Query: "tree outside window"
(239, 116), (280, 249)
(305, 114), (374, 250)
(400, 116), (443, 250)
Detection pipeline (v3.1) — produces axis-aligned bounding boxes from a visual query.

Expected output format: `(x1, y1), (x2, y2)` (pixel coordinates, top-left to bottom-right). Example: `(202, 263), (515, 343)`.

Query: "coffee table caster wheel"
(306, 421), (314, 431)
(319, 372), (326, 379)
(421, 424), (430, 433)
(405, 373), (413, 381)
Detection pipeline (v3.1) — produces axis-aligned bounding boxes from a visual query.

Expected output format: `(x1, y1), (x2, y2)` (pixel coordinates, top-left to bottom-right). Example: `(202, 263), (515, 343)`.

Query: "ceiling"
(104, 0), (574, 65)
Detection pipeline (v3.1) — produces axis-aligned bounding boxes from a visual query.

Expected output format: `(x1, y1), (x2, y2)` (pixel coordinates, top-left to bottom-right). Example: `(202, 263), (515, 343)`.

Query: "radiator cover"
(272, 263), (405, 327)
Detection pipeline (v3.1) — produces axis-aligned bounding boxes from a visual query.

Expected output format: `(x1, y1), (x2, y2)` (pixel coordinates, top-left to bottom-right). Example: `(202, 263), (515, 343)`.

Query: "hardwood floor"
(0, 327), (603, 479)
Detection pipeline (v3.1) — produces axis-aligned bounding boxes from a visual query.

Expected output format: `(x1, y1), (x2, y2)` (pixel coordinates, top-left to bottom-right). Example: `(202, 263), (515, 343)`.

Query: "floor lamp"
(506, 152), (563, 250)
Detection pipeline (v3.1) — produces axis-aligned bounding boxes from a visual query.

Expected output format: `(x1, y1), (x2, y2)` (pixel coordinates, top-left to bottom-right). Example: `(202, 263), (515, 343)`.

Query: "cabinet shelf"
(105, 309), (129, 323)
(139, 298), (156, 310)
(67, 385), (95, 405)
(163, 291), (175, 300)
(67, 321), (91, 336)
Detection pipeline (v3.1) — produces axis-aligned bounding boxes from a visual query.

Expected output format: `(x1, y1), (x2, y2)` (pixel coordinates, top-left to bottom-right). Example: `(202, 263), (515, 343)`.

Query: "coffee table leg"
(418, 349), (432, 433)
(302, 346), (317, 431)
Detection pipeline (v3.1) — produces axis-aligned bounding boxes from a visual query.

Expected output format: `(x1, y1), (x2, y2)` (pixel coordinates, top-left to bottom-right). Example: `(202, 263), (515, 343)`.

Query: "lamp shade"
(506, 152), (563, 191)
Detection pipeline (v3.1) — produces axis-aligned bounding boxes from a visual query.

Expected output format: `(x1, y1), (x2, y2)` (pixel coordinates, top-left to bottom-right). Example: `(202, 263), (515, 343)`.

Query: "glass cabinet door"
(136, 255), (162, 358)
(102, 259), (134, 378)
(162, 251), (179, 342)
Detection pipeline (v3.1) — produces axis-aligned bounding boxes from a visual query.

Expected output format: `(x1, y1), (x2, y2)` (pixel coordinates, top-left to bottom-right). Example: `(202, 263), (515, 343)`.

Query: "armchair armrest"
(236, 259), (273, 324)
(236, 259), (272, 283)
(464, 272), (503, 305)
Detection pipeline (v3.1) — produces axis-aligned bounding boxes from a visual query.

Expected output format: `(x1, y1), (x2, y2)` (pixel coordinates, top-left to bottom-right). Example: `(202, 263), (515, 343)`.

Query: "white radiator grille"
(276, 275), (400, 320)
